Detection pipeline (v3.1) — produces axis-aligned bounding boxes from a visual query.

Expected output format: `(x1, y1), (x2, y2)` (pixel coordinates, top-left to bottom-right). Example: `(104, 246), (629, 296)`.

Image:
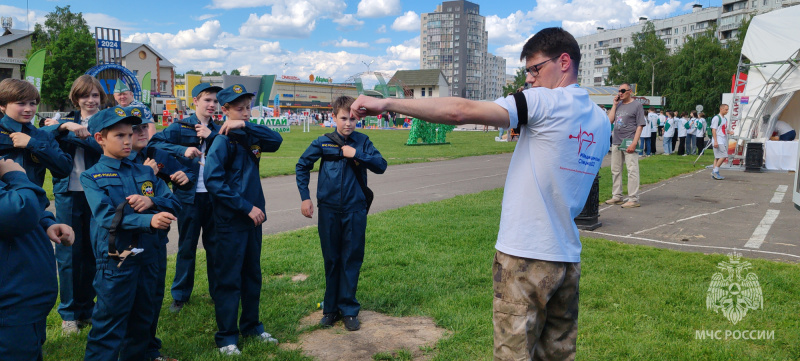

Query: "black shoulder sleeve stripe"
(513, 91), (528, 134)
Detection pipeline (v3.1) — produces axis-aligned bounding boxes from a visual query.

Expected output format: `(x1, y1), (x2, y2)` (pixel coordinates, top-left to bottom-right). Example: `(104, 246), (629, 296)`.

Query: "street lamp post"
(651, 60), (664, 96)
(362, 60), (374, 74)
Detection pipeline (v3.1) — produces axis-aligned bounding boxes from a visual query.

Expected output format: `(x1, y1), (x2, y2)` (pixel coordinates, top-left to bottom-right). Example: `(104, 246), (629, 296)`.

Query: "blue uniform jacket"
(0, 115), (73, 186)
(40, 111), (103, 195)
(80, 156), (181, 266)
(296, 131), (387, 212)
(129, 145), (196, 193)
(204, 122), (282, 232)
(148, 115), (219, 204)
(0, 171), (58, 326)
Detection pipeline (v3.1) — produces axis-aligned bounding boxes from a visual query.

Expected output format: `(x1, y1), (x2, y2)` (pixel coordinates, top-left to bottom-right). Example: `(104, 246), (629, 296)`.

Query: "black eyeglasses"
(524, 56), (560, 77)
(618, 89), (629, 94)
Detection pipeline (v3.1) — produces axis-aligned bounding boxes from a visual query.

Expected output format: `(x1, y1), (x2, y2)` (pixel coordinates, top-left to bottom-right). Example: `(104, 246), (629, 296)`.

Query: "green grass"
(41, 150), (799, 360)
(255, 125), (516, 177)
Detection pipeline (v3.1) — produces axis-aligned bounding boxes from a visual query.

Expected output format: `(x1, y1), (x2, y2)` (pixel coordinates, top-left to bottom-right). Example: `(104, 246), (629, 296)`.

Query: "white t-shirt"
(658, 114), (666, 127)
(774, 120), (794, 135)
(647, 112), (659, 134)
(688, 117), (698, 134)
(68, 114), (93, 191)
(677, 117), (688, 137)
(695, 118), (706, 137)
(711, 114), (728, 144)
(493, 84), (611, 263)
(664, 117), (676, 138)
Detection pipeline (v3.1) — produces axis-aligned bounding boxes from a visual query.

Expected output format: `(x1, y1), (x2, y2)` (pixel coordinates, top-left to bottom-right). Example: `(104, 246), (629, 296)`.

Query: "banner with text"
(249, 117), (290, 133)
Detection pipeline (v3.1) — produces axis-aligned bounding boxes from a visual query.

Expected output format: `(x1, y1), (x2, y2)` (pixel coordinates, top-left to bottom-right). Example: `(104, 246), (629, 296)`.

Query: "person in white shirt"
(686, 111), (698, 155)
(657, 109), (666, 137)
(350, 27), (610, 361)
(696, 112), (707, 154)
(647, 108), (659, 155)
(677, 112), (688, 155)
(640, 108), (652, 156)
(711, 104), (732, 179)
(662, 111), (676, 155)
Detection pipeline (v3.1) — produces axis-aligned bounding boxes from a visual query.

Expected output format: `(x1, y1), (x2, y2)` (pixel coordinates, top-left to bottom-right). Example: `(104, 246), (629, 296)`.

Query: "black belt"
(108, 202), (139, 267)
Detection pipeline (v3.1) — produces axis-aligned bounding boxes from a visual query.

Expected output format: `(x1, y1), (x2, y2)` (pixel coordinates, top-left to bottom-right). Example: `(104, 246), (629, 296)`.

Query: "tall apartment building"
(484, 53), (506, 99)
(421, 0), (503, 100)
(719, 0), (800, 40)
(576, 5), (720, 87)
(577, 2), (800, 87)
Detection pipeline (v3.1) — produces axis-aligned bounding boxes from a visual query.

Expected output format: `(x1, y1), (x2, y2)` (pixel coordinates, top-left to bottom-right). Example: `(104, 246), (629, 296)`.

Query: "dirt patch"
(281, 310), (446, 361)
(291, 274), (309, 282)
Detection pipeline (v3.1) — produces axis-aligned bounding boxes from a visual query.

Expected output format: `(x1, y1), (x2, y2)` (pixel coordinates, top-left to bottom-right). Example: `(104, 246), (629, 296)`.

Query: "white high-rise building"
(576, 5), (720, 87)
(420, 0), (506, 100)
(484, 53), (506, 100)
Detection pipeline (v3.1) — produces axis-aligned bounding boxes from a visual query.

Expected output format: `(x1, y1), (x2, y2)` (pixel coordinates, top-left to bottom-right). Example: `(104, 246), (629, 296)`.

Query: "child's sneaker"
(712, 172), (723, 180)
(343, 316), (361, 331)
(219, 345), (241, 356)
(257, 332), (278, 344)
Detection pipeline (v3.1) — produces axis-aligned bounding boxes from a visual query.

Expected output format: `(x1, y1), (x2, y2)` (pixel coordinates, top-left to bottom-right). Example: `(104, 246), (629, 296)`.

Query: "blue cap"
(89, 106), (143, 135)
(217, 84), (253, 106)
(192, 83), (223, 98)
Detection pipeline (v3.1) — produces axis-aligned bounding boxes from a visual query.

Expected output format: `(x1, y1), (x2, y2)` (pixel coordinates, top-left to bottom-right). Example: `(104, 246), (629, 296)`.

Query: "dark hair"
(520, 27), (581, 74)
(331, 95), (355, 116)
(70, 75), (108, 107)
(0, 78), (40, 106)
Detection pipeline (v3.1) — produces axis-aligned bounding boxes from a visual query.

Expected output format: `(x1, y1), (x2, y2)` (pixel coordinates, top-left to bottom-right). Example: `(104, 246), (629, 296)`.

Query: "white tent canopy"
(739, 5), (800, 141)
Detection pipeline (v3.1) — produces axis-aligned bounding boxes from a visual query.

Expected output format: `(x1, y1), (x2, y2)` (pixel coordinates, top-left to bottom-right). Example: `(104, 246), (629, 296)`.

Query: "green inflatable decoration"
(406, 118), (455, 145)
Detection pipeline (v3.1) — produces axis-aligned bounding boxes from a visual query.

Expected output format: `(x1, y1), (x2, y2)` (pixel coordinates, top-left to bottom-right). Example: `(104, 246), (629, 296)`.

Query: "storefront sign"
(281, 75), (301, 81)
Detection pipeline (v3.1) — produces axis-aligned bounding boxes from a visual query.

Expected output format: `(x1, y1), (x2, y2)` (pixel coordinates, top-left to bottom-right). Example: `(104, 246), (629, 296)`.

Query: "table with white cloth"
(765, 140), (799, 171)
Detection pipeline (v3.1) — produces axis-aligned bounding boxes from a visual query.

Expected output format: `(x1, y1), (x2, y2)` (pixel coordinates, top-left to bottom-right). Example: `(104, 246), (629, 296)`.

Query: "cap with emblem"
(217, 84), (253, 106)
(113, 80), (131, 94)
(192, 83), (223, 98)
(89, 106), (143, 135)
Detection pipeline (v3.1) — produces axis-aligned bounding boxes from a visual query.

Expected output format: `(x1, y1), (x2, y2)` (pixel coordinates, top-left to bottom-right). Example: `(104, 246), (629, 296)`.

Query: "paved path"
(584, 168), (799, 263)
(154, 150), (800, 263)
(164, 153), (512, 255)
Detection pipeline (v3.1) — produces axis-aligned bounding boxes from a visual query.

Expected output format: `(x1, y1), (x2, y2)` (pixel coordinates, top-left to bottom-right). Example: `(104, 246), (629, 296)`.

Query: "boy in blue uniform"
(41, 75), (107, 333)
(204, 84), (283, 355)
(296, 96), (387, 331)
(80, 106), (181, 361)
(127, 105), (192, 361)
(0, 159), (74, 361)
(0, 78), (73, 186)
(148, 83), (222, 313)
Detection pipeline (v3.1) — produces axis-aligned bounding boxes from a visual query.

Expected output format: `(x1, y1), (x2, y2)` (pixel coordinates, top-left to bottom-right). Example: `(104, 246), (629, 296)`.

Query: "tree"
(607, 22), (670, 95)
(205, 70), (222, 76)
(502, 67), (526, 95)
(230, 69), (241, 76)
(663, 20), (750, 112)
(29, 6), (95, 110)
(186, 70), (202, 75)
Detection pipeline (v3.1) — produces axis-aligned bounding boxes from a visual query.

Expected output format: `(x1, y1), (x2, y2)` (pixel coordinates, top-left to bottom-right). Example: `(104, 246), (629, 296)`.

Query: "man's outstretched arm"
(351, 95), (510, 129)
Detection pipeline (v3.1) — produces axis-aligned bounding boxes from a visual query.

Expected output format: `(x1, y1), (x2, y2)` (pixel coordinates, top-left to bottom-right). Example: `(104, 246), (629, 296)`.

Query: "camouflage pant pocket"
(493, 297), (531, 361)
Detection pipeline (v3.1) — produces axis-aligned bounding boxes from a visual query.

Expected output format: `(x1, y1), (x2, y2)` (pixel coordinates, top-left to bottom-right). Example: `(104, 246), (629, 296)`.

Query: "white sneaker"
(219, 344), (241, 355)
(257, 332), (279, 344)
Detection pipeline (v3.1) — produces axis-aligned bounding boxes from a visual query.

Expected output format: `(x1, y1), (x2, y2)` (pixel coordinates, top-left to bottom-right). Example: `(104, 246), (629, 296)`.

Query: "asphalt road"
(69, 148), (797, 263)
(163, 153), (513, 255)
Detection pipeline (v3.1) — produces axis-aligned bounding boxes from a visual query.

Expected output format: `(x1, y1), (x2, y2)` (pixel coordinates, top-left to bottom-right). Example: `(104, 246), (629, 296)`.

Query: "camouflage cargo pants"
(493, 251), (580, 361)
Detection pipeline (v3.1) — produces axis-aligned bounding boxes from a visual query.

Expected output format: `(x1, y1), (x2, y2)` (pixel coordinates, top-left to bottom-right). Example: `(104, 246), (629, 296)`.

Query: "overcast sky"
(2, 0), (722, 80)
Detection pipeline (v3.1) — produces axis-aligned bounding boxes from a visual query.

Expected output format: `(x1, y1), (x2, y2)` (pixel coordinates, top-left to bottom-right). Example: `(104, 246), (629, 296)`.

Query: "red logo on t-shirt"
(569, 125), (596, 156)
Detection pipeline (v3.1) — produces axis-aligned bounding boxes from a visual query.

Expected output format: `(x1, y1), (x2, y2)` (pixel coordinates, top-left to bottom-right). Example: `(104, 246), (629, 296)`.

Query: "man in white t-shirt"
(710, 104), (731, 179)
(351, 27), (610, 360)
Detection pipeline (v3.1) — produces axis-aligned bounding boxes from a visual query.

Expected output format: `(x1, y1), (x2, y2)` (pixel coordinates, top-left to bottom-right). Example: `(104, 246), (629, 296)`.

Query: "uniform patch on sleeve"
(251, 145), (261, 159)
(92, 172), (120, 179)
(141, 181), (155, 197)
(180, 124), (195, 130)
(321, 143), (340, 148)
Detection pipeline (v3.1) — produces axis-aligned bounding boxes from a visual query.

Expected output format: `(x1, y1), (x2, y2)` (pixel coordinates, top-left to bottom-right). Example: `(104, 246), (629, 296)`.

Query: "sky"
(2, 0), (724, 81)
